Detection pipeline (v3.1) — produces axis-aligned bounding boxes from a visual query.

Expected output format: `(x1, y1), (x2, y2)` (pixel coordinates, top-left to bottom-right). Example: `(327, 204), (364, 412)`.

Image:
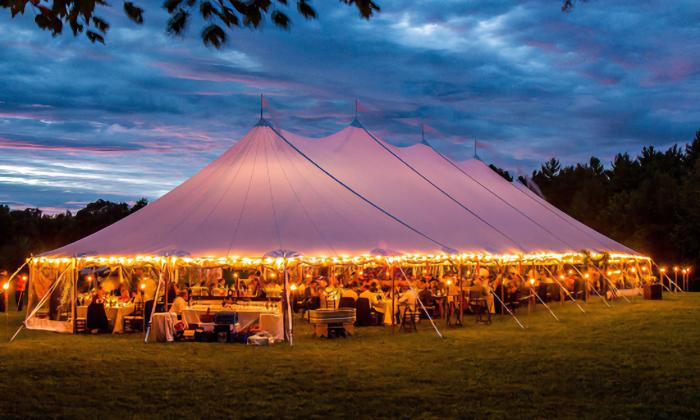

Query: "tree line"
(1, 131), (698, 282)
(494, 130), (699, 279)
(0, 198), (147, 270)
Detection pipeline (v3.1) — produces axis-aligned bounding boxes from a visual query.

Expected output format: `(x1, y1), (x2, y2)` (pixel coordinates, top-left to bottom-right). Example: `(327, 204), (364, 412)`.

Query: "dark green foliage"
(489, 164), (513, 182)
(0, 198), (147, 270)
(531, 130), (700, 269)
(0, 0), (381, 47)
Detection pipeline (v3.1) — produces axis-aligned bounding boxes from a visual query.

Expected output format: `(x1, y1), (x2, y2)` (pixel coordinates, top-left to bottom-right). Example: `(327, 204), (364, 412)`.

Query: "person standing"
(15, 273), (27, 311)
(0, 270), (7, 313)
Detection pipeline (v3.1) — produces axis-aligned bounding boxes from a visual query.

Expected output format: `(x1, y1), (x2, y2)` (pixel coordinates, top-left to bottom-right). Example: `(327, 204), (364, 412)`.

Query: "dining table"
(182, 302), (282, 331)
(77, 303), (135, 334)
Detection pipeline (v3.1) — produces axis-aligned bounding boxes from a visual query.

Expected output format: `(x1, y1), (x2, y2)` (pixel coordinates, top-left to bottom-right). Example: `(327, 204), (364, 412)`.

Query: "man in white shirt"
(170, 290), (188, 315)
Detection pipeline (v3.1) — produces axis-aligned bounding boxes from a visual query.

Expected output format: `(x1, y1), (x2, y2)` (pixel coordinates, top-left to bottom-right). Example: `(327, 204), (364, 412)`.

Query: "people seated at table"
(168, 281), (180, 302)
(211, 279), (227, 296)
(87, 286), (109, 334)
(469, 278), (489, 298)
(248, 276), (265, 299)
(340, 282), (359, 301)
(170, 290), (188, 316)
(505, 282), (521, 308)
(398, 286), (418, 312)
(118, 285), (131, 303)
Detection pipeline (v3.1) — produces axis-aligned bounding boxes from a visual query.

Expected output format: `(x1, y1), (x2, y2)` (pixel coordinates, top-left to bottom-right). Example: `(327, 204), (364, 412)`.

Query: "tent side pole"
(391, 262), (395, 333)
(144, 262), (165, 343)
(10, 261), (72, 342)
(283, 259), (293, 346)
(72, 258), (78, 334)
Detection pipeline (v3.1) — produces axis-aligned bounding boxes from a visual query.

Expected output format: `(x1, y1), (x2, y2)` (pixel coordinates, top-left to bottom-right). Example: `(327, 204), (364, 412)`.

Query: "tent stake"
(591, 265), (631, 303)
(542, 266), (586, 313)
(516, 273), (559, 322)
(571, 265), (611, 307)
(396, 265), (443, 339)
(490, 289), (526, 329)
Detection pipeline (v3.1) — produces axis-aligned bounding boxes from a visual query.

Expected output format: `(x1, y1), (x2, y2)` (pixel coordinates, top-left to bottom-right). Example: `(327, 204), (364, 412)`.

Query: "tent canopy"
(43, 118), (641, 262)
(44, 120), (448, 259)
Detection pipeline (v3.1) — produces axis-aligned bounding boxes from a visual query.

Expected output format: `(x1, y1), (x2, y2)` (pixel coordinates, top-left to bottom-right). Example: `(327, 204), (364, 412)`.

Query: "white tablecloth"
(151, 313), (178, 342)
(182, 305), (279, 330)
(77, 304), (134, 334)
(260, 313), (283, 341)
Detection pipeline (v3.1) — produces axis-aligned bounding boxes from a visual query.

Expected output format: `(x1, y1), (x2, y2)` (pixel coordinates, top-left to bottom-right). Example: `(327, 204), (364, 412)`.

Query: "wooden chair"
(418, 290), (436, 318)
(355, 298), (376, 326)
(399, 305), (418, 332)
(468, 291), (491, 324)
(75, 305), (88, 333)
(123, 302), (145, 333)
(338, 297), (356, 309)
(75, 317), (88, 333)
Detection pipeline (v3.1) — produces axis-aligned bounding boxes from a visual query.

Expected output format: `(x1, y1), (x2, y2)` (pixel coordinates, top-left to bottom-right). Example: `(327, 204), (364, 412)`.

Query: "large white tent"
(23, 116), (647, 338)
(41, 117), (641, 261)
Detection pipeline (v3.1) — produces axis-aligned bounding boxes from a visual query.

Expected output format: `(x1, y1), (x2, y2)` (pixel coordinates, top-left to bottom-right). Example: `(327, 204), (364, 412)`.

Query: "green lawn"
(0, 294), (699, 419)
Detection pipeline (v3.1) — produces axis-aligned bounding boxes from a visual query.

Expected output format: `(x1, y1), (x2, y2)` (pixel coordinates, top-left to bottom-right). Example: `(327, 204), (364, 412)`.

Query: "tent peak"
(349, 117), (364, 128)
(255, 117), (273, 127)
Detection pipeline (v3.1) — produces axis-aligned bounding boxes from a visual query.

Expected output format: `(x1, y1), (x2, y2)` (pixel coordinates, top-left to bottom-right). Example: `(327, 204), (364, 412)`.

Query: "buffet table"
(182, 302), (283, 340)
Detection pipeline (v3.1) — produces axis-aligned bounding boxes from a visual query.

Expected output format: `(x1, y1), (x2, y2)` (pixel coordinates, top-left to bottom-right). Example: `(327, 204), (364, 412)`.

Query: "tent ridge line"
(359, 125), (526, 252)
(267, 125), (457, 254)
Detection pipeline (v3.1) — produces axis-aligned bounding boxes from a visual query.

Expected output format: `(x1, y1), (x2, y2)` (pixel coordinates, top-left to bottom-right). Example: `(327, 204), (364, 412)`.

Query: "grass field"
(0, 294), (699, 419)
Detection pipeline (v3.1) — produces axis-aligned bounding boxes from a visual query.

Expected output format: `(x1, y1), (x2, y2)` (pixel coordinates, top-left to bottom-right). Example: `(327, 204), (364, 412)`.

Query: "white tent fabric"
(285, 121), (637, 256)
(455, 158), (638, 255)
(44, 121), (447, 258)
(44, 118), (638, 259)
(284, 123), (527, 255)
(397, 142), (574, 253)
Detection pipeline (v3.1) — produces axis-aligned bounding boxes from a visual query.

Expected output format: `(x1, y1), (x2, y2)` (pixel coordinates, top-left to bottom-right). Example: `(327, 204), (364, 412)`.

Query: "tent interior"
(17, 117), (656, 342)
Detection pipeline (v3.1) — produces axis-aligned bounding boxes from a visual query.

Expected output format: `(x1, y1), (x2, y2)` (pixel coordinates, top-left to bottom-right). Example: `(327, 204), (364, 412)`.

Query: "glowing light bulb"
(446, 279), (452, 286)
(86, 275), (93, 282)
(20, 274), (28, 281)
(269, 272), (276, 279)
(660, 268), (666, 273)
(2, 282), (9, 290)
(674, 266), (679, 272)
(607, 271), (613, 276)
(559, 275), (564, 280)
(140, 283), (146, 290)
(305, 274), (312, 278)
(568, 270), (573, 275)
(584, 274), (590, 279)
(290, 284), (297, 291)
(529, 278), (535, 285)
(631, 268), (636, 273)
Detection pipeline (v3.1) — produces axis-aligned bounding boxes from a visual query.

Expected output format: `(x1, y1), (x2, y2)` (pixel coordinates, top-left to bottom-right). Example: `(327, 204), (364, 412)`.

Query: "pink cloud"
(0, 137), (136, 153)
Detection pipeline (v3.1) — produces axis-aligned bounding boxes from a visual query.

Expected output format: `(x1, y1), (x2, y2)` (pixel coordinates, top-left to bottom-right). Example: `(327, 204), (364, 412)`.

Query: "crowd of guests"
(77, 263), (648, 333)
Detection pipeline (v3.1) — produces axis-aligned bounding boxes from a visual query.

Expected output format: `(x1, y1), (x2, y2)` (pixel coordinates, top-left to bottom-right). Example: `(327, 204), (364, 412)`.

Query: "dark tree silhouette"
(0, 0), (380, 47)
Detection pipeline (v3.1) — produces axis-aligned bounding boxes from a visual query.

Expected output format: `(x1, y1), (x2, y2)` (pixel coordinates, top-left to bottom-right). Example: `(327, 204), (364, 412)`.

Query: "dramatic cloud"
(0, 0), (698, 211)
